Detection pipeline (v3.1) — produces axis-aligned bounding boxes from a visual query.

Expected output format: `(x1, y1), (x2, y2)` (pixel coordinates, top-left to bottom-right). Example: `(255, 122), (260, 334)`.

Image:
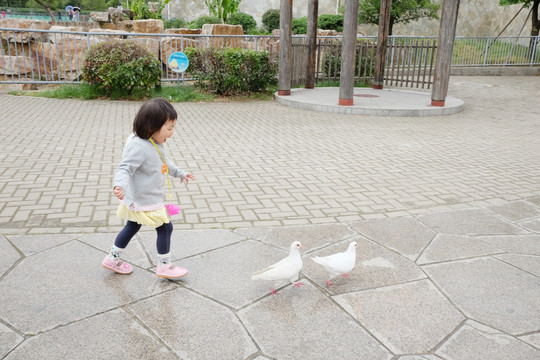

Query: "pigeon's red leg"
(293, 282), (304, 288)
(342, 273), (351, 278)
(325, 279), (334, 286)
(270, 287), (279, 295)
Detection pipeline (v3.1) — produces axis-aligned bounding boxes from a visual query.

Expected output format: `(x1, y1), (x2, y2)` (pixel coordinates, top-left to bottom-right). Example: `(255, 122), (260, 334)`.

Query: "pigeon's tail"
(311, 256), (326, 266)
(251, 268), (269, 280)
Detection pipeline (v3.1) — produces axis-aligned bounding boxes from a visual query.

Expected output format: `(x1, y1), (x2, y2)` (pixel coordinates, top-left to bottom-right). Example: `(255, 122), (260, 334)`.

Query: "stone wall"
(165, 0), (532, 37)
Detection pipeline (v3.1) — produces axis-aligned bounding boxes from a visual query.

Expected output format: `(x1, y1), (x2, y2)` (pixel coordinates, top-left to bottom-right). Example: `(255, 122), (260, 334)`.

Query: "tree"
(82, 0), (108, 12)
(26, 0), (63, 24)
(500, 0), (540, 37)
(204, 0), (241, 23)
(358, 0), (440, 35)
(500, 0), (540, 58)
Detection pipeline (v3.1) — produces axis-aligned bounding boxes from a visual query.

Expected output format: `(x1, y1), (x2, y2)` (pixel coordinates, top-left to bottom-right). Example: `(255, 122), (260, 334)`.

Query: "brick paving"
(1, 76), (539, 234)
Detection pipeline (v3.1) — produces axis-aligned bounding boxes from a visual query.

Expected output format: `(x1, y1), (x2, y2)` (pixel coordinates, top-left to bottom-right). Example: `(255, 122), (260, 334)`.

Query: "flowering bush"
(82, 40), (161, 97)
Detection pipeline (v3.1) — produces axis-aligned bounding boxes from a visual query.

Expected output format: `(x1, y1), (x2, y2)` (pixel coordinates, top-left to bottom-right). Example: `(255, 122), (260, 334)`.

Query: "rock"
(88, 28), (126, 38)
(0, 55), (34, 75)
(164, 28), (201, 35)
(0, 19), (50, 43)
(201, 24), (243, 48)
(317, 29), (339, 36)
(241, 36), (279, 53)
(201, 23), (243, 35)
(108, 7), (123, 24)
(133, 19), (164, 34)
(148, 2), (159, 13)
(49, 25), (83, 32)
(116, 20), (134, 32)
(90, 12), (109, 23)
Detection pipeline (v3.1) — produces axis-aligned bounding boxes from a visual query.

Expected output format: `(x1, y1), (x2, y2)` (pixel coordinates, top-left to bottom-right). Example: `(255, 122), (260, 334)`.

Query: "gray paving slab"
(0, 323), (23, 359)
(303, 235), (426, 293)
(138, 228), (246, 265)
(495, 254), (540, 277)
(129, 288), (257, 360)
(418, 208), (528, 235)
(0, 76), (539, 359)
(477, 234), (540, 255)
(519, 217), (540, 232)
(4, 309), (178, 360)
(423, 257), (540, 335)
(436, 321), (540, 360)
(237, 223), (356, 252)
(487, 200), (540, 222)
(520, 333), (540, 349)
(416, 233), (503, 265)
(0, 240), (176, 334)
(179, 240), (292, 308)
(350, 216), (436, 261)
(334, 279), (465, 354)
(0, 235), (20, 277)
(78, 232), (154, 269)
(6, 233), (79, 256)
(238, 281), (392, 360)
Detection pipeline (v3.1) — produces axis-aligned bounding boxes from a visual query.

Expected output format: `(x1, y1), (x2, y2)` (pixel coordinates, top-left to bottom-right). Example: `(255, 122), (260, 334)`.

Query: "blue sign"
(168, 52), (189, 73)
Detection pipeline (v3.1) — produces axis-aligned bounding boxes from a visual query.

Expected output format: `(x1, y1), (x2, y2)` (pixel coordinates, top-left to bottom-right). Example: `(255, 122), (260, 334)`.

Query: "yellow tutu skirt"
(116, 204), (170, 228)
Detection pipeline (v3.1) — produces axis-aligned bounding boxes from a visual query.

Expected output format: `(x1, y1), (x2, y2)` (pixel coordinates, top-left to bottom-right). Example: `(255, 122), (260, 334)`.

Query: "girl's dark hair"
(133, 98), (178, 139)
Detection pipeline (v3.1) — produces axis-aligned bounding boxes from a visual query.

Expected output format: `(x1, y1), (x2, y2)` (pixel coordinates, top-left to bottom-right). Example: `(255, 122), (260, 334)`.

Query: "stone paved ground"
(0, 76), (539, 359)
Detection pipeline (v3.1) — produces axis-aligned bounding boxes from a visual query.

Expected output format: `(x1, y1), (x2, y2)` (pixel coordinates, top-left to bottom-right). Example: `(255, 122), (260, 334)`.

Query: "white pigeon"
(311, 241), (358, 286)
(251, 241), (304, 295)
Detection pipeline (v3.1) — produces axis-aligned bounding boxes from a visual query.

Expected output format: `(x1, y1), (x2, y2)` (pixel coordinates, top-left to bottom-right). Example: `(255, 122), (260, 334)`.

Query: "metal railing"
(1, 28), (539, 86)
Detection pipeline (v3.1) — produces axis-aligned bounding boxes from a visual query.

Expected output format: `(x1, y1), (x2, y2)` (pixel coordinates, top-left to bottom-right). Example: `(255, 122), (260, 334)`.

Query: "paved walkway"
(0, 76), (539, 359)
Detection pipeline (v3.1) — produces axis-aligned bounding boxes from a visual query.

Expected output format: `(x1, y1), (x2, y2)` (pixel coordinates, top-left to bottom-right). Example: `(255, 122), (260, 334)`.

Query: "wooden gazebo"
(277, 0), (461, 107)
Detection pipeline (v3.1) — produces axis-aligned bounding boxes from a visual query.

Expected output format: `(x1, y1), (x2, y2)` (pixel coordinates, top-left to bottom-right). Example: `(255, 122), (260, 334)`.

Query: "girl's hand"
(113, 186), (124, 200)
(182, 173), (195, 185)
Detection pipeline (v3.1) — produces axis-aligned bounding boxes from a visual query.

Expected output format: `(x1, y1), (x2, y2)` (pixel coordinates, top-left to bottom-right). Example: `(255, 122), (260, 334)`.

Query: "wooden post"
(305, 0), (319, 89)
(338, 0), (359, 106)
(278, 0), (293, 96)
(431, 0), (460, 107)
(373, 0), (392, 89)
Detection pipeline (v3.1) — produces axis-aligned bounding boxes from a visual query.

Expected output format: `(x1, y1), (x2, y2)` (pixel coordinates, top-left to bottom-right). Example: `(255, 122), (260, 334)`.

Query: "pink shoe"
(156, 263), (188, 279)
(102, 255), (133, 275)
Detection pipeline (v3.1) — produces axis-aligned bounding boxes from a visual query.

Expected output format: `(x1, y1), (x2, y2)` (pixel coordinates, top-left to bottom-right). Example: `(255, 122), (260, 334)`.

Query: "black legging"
(114, 220), (173, 255)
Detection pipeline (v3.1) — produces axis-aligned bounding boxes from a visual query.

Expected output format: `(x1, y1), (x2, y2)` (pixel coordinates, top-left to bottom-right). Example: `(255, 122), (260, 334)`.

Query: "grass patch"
(8, 83), (278, 102)
(150, 85), (215, 102)
(9, 84), (100, 99)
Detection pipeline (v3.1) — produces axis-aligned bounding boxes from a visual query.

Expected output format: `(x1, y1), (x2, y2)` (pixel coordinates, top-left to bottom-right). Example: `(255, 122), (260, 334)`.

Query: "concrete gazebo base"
(275, 87), (464, 117)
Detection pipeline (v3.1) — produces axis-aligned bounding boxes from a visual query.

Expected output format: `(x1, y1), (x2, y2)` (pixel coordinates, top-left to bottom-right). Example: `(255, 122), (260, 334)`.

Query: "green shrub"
(189, 15), (221, 29)
(82, 40), (161, 98)
(321, 39), (376, 79)
(292, 17), (307, 34)
(318, 14), (344, 32)
(164, 18), (187, 29)
(184, 47), (278, 95)
(262, 9), (280, 32)
(247, 27), (271, 35)
(227, 12), (257, 34)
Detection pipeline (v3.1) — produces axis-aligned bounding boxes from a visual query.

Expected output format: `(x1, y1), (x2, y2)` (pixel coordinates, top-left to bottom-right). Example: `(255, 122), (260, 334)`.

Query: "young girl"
(102, 98), (195, 279)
